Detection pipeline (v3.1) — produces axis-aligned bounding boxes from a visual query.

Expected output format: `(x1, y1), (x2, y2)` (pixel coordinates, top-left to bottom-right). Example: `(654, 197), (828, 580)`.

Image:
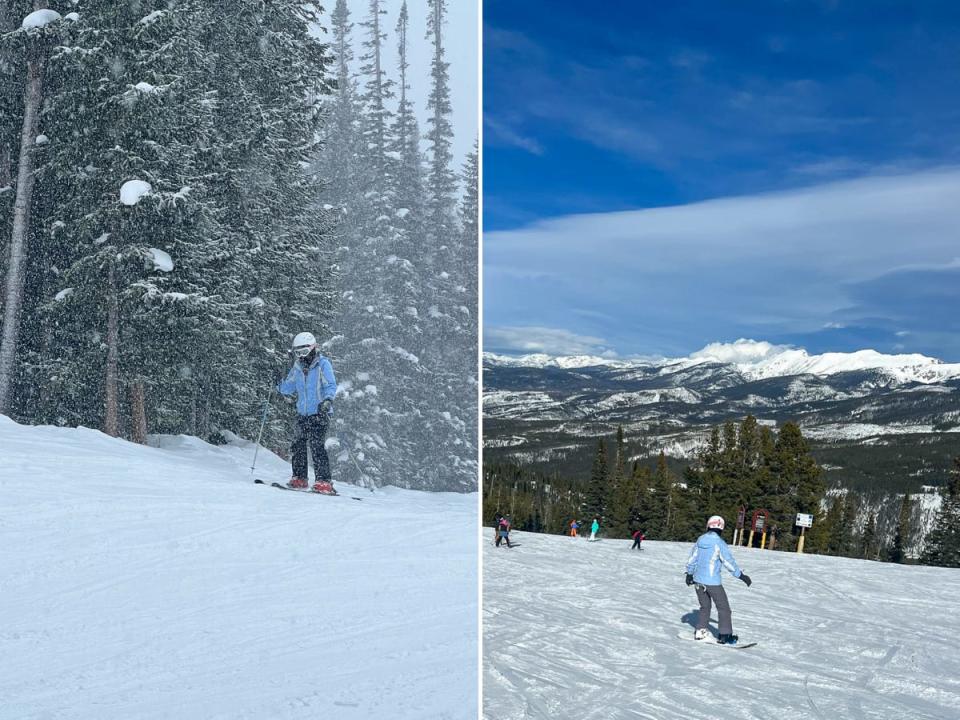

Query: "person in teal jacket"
(684, 515), (752, 645)
(590, 517), (600, 541)
(277, 331), (337, 494)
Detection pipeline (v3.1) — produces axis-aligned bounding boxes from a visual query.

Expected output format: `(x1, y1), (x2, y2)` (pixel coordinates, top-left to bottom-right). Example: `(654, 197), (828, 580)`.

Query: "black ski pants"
(291, 413), (331, 482)
(696, 583), (733, 635)
(631, 537), (642, 550)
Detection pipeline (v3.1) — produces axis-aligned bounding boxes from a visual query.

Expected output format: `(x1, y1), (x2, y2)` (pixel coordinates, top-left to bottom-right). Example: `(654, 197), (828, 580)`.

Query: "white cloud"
(690, 339), (791, 365)
(485, 167), (960, 355)
(484, 326), (617, 357)
(484, 116), (544, 155)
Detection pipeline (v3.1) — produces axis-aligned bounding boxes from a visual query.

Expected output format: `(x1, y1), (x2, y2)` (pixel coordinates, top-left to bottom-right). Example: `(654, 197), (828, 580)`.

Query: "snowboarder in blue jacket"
(684, 515), (752, 645)
(277, 331), (337, 494)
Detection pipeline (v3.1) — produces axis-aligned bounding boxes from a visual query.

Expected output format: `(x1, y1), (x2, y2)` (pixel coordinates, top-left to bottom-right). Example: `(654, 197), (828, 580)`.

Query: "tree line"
(484, 416), (960, 567)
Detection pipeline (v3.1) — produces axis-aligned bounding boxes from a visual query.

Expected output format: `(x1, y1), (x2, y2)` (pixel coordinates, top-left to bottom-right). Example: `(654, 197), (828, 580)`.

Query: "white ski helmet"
(706, 515), (725, 531)
(292, 331), (317, 358)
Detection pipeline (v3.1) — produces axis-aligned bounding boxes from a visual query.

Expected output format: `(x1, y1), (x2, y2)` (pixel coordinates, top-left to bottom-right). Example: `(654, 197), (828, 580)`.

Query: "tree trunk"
(129, 380), (147, 444)
(198, 396), (210, 438)
(104, 263), (120, 437)
(0, 56), (45, 415)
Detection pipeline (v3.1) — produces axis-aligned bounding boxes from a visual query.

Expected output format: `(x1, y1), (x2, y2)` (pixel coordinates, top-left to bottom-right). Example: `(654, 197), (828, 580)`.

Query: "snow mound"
(21, 9), (61, 30)
(120, 179), (151, 206)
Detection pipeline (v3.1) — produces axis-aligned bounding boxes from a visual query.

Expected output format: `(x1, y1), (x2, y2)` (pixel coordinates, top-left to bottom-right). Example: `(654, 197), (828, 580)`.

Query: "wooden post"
(747, 529), (755, 548)
(797, 526), (806, 554)
(760, 530), (767, 550)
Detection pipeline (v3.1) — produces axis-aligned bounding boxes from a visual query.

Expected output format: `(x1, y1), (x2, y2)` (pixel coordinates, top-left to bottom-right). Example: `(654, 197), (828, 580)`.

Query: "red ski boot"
(311, 480), (336, 495)
(287, 476), (308, 490)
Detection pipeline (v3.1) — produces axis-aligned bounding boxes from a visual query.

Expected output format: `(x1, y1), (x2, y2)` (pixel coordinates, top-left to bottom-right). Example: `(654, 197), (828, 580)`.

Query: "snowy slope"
(0, 416), (476, 720)
(483, 530), (960, 720)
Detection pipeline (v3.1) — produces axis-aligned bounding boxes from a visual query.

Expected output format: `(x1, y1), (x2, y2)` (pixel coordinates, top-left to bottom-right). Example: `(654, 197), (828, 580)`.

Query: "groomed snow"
(0, 416), (476, 719)
(484, 530), (960, 720)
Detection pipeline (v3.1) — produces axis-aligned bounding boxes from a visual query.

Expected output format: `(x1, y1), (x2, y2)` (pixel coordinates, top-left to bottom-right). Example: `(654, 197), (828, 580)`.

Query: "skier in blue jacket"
(684, 515), (752, 645)
(277, 331), (338, 494)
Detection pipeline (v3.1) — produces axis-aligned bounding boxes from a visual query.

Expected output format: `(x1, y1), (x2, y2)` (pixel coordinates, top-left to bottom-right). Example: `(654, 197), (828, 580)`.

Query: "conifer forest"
(484, 417), (960, 568)
(0, 1), (477, 492)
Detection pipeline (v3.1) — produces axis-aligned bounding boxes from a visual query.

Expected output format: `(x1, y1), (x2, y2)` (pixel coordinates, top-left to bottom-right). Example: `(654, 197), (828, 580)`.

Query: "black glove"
(739, 572), (752, 587)
(320, 399), (333, 414)
(685, 573), (694, 586)
(274, 367), (287, 385)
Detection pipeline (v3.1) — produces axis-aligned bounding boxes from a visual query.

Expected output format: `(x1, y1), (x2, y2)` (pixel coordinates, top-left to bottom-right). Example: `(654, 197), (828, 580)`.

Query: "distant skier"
(590, 517), (600, 541)
(494, 511), (504, 545)
(684, 515), (752, 645)
(570, 520), (580, 538)
(277, 331), (338, 494)
(631, 529), (645, 550)
(496, 516), (513, 548)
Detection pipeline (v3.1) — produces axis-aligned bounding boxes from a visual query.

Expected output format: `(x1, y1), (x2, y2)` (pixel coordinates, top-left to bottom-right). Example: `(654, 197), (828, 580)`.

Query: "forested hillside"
(0, 1), (476, 491)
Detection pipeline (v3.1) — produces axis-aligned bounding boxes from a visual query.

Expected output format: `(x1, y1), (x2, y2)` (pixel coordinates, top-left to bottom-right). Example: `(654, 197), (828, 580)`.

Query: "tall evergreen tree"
(921, 458), (960, 567)
(584, 438), (608, 520)
(888, 493), (913, 564)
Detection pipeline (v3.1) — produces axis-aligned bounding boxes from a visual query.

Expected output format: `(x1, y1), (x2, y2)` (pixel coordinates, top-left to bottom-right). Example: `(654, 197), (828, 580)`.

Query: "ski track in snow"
(483, 531), (960, 720)
(0, 417), (476, 719)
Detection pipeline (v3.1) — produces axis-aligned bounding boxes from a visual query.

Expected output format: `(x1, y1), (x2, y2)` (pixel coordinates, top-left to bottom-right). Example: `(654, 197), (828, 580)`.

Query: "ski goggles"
(293, 344), (315, 358)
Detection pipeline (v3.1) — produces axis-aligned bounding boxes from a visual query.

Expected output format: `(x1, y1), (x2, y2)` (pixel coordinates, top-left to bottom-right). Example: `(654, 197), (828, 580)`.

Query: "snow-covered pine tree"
(12, 2), (334, 449)
(921, 459), (960, 567)
(420, 0), (476, 490)
(197, 0), (335, 447)
(0, 6), (72, 415)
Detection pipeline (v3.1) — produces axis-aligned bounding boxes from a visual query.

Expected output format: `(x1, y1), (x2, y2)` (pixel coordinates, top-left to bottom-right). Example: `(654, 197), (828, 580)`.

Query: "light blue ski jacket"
(685, 531), (743, 586)
(278, 355), (337, 417)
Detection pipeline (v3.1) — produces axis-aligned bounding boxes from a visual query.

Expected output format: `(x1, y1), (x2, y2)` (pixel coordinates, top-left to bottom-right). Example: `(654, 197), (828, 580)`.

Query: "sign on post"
(795, 513), (814, 553)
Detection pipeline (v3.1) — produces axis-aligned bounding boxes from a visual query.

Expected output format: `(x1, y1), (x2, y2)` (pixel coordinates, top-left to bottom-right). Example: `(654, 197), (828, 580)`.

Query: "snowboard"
(254, 479), (364, 501)
(677, 632), (756, 649)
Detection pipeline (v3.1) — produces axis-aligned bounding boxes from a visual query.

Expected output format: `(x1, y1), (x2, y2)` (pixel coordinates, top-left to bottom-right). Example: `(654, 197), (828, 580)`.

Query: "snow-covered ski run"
(483, 529), (960, 720)
(0, 416), (477, 719)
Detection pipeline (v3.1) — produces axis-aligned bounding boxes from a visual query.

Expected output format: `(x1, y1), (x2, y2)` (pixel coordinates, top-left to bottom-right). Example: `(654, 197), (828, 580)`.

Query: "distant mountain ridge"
(484, 339), (960, 385)
(483, 340), (960, 494)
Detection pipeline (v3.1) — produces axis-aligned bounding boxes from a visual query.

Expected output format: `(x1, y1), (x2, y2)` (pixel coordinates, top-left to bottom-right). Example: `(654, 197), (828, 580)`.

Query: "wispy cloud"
(484, 326), (617, 357)
(484, 116), (544, 155)
(485, 168), (960, 360)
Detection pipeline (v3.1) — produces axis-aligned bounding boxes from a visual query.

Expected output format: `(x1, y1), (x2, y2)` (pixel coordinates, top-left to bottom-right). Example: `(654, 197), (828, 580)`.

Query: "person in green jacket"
(590, 517), (600, 541)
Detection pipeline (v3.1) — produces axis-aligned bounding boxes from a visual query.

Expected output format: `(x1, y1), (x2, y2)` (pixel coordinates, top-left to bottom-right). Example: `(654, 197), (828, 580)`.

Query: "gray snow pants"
(696, 584), (733, 635)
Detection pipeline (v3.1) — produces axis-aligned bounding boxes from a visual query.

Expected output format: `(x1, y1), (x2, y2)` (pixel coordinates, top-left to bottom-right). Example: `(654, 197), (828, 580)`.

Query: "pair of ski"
(254, 478), (364, 501)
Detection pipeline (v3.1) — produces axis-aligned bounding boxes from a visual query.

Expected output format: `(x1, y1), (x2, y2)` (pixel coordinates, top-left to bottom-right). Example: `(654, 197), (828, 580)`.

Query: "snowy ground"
(483, 530), (960, 720)
(0, 416), (477, 719)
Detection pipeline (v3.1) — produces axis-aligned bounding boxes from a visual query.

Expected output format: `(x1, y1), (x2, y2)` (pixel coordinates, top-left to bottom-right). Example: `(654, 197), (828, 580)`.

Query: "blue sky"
(484, 0), (960, 361)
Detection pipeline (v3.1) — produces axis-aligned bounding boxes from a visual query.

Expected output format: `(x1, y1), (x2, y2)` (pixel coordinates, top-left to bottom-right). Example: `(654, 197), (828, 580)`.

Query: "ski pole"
(250, 385), (276, 477)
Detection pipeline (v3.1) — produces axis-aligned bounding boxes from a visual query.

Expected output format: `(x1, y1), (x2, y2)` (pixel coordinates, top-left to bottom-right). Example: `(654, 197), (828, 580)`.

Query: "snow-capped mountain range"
(483, 340), (960, 489)
(484, 339), (960, 385)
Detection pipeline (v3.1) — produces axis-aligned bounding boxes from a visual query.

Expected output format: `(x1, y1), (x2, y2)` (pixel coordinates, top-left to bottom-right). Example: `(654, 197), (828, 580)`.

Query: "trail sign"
(796, 513), (814, 528)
